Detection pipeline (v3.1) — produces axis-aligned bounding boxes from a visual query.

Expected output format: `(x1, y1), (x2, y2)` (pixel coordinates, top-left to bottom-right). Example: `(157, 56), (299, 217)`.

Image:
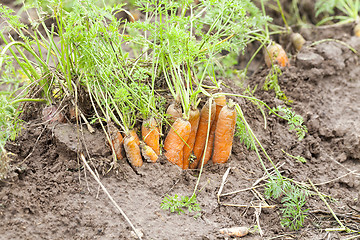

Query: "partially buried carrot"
(190, 100), (216, 169)
(264, 43), (289, 68)
(219, 226), (249, 237)
(124, 131), (143, 167)
(212, 100), (237, 164)
(182, 107), (200, 169)
(199, 95), (227, 167)
(108, 122), (124, 160)
(142, 117), (160, 155)
(140, 142), (158, 163)
(291, 33), (305, 52)
(164, 118), (191, 168)
(354, 23), (360, 37)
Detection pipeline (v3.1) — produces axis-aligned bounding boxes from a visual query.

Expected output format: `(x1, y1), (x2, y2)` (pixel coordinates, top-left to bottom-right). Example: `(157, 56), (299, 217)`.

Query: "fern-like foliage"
(235, 115), (255, 150)
(271, 106), (307, 140)
(265, 176), (309, 231)
(161, 194), (201, 214)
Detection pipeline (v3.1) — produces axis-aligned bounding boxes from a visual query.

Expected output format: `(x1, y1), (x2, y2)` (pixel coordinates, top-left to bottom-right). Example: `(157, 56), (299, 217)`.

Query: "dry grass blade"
(80, 153), (142, 240)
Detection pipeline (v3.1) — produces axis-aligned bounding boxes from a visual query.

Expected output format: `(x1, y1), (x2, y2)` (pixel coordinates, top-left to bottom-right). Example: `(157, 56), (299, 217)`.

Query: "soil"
(1, 1), (360, 240)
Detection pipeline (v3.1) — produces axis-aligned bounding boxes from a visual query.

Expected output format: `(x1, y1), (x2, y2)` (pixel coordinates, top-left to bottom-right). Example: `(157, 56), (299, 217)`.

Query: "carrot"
(129, 129), (140, 145)
(166, 103), (182, 124)
(124, 132), (143, 167)
(140, 142), (158, 163)
(291, 33), (305, 52)
(200, 95), (227, 167)
(108, 122), (124, 160)
(354, 23), (360, 37)
(212, 100), (237, 164)
(128, 10), (140, 23)
(219, 226), (249, 237)
(141, 117), (160, 155)
(264, 43), (289, 68)
(182, 107), (200, 169)
(164, 118), (191, 168)
(189, 100), (216, 169)
(110, 130), (125, 160)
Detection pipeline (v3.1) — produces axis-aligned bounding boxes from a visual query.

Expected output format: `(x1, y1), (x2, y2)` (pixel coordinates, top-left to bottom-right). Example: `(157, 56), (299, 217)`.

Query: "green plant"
(235, 114), (255, 151)
(264, 64), (291, 103)
(265, 175), (309, 230)
(281, 149), (306, 163)
(161, 194), (201, 214)
(271, 105), (308, 140)
(315, 0), (360, 25)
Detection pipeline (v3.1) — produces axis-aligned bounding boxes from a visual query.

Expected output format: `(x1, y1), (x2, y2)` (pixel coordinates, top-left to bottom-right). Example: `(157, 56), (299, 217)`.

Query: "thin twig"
(220, 162), (285, 197)
(220, 203), (276, 209)
(80, 153), (142, 240)
(253, 201), (264, 236)
(220, 184), (266, 197)
(217, 167), (231, 203)
(309, 179), (346, 231)
(315, 170), (358, 186)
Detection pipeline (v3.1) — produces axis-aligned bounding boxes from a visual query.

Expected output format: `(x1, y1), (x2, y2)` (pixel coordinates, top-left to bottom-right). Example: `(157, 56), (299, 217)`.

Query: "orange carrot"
(142, 117), (160, 155)
(166, 103), (182, 124)
(212, 101), (237, 164)
(200, 95), (227, 167)
(128, 10), (140, 23)
(182, 108), (200, 169)
(264, 43), (289, 68)
(140, 142), (158, 163)
(164, 118), (191, 168)
(124, 132), (143, 167)
(129, 129), (140, 145)
(190, 100), (216, 169)
(219, 227), (249, 237)
(108, 123), (124, 160)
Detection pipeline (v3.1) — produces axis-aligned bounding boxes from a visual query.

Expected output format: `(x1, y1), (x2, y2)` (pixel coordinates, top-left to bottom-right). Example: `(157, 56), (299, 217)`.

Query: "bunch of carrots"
(108, 95), (237, 170)
(108, 117), (160, 168)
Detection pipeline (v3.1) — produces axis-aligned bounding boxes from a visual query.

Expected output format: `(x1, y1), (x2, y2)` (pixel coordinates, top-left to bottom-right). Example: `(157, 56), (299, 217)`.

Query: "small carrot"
(182, 107), (200, 169)
(124, 132), (143, 167)
(354, 23), (360, 37)
(164, 118), (191, 168)
(200, 95), (227, 167)
(140, 142), (158, 163)
(291, 33), (305, 52)
(128, 10), (140, 23)
(264, 43), (289, 68)
(129, 129), (140, 146)
(190, 100), (216, 169)
(166, 103), (182, 124)
(212, 100), (237, 164)
(219, 226), (249, 237)
(110, 130), (125, 160)
(142, 117), (160, 155)
(108, 122), (125, 160)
